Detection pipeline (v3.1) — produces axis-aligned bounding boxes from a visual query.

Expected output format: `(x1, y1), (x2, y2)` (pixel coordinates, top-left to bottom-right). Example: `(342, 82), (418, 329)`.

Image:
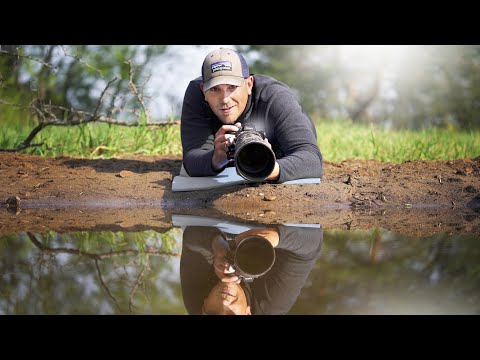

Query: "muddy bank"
(1, 153), (479, 236)
(1, 205), (479, 237)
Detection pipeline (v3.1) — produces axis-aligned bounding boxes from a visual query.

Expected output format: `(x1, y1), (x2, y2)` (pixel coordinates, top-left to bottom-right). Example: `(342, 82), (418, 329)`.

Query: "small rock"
(118, 170), (135, 178)
(464, 185), (477, 193)
(5, 196), (21, 215)
(6, 196), (21, 209)
(263, 195), (276, 201)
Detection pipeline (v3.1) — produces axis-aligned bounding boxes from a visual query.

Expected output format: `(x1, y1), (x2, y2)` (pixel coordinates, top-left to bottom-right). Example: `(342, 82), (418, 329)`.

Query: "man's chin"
(219, 116), (239, 125)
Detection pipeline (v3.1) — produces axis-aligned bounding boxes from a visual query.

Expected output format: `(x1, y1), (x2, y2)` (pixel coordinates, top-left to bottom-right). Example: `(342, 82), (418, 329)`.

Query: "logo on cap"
(211, 61), (232, 73)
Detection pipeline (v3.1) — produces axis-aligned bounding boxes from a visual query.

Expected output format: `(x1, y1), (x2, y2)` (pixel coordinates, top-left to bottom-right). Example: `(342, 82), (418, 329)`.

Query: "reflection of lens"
(235, 236), (275, 277)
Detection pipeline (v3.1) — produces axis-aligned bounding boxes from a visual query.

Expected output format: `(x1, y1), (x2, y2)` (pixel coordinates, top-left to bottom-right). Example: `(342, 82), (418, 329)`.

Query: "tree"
(0, 45), (174, 151)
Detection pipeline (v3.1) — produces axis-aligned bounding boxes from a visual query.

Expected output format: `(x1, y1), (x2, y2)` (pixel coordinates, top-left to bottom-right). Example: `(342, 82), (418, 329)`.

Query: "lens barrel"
(234, 130), (276, 181)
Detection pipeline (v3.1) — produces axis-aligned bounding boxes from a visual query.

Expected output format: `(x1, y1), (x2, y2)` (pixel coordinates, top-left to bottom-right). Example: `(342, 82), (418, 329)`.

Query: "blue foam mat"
(172, 165), (320, 192)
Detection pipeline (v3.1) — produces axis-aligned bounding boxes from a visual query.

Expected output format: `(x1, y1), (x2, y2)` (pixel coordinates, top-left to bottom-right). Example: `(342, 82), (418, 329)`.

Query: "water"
(1, 212), (479, 315)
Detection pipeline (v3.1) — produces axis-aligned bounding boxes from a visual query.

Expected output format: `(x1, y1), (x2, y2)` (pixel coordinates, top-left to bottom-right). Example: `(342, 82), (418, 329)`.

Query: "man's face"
(202, 281), (251, 315)
(202, 76), (254, 124)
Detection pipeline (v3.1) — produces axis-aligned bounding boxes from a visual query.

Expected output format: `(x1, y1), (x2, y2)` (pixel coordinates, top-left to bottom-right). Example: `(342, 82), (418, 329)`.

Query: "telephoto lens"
(228, 125), (276, 182)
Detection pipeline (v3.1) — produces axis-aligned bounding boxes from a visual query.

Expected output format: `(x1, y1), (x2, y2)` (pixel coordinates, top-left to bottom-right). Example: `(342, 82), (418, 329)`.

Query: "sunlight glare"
(338, 45), (411, 71)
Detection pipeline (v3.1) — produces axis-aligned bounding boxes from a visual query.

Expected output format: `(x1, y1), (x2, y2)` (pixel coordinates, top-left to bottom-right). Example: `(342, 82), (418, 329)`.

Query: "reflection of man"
(180, 223), (323, 315)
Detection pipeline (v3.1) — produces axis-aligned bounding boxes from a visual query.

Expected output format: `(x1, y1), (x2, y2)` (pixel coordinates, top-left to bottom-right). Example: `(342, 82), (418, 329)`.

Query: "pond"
(1, 212), (479, 315)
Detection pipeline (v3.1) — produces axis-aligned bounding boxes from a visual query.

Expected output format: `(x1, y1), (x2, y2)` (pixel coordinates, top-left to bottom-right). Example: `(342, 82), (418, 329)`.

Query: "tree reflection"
(0, 229), (182, 314)
(2, 226), (479, 315)
(291, 228), (480, 314)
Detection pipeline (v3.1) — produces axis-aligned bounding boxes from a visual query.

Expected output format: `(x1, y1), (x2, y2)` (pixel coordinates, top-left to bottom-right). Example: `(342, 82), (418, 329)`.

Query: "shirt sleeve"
(180, 79), (222, 176)
(267, 89), (324, 182)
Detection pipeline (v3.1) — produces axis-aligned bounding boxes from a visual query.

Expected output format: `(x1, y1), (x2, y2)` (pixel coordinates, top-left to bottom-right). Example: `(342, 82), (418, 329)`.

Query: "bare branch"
(0, 142), (46, 153)
(92, 77), (118, 118)
(0, 100), (178, 152)
(35, 104), (178, 127)
(127, 60), (151, 123)
(27, 232), (178, 314)
(26, 232), (179, 259)
(94, 258), (121, 311)
(129, 264), (147, 314)
(0, 99), (28, 108)
(0, 48), (58, 70)
(59, 45), (104, 78)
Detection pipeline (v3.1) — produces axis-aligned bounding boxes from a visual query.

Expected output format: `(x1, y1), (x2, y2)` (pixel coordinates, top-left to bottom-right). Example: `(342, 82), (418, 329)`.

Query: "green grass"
(0, 121), (182, 158)
(315, 118), (480, 162)
(1, 116), (479, 162)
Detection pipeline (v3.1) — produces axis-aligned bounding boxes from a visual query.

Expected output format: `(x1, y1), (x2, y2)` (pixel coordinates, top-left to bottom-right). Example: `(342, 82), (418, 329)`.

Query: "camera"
(226, 124), (276, 182)
(226, 235), (276, 283)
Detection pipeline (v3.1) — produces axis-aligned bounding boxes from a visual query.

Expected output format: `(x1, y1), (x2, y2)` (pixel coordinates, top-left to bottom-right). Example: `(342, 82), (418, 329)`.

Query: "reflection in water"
(291, 229), (480, 315)
(0, 230), (184, 314)
(1, 220), (479, 314)
(178, 216), (323, 315)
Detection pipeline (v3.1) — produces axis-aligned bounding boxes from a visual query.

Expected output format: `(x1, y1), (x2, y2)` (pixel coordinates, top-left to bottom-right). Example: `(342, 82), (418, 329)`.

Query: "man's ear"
(246, 76), (254, 95)
(200, 83), (204, 92)
(200, 83), (208, 101)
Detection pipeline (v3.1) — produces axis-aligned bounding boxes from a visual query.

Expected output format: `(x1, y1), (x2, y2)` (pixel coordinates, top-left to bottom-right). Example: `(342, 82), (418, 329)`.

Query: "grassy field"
(1, 117), (479, 162)
(315, 119), (480, 162)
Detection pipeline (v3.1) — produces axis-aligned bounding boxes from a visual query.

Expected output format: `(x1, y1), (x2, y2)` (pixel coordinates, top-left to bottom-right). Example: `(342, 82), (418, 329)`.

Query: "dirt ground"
(1, 152), (479, 237)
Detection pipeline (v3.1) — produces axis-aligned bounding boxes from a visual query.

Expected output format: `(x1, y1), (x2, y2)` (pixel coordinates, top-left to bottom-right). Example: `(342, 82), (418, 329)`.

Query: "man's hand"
(211, 122), (241, 171)
(265, 161), (280, 181)
(212, 235), (241, 283)
(234, 228), (280, 248)
(260, 137), (280, 181)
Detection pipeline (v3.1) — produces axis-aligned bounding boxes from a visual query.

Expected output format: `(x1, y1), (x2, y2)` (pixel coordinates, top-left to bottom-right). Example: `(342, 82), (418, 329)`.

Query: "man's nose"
(220, 89), (232, 101)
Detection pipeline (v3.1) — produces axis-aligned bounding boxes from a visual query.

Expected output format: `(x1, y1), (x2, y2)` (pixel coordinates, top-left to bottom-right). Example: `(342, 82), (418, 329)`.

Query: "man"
(180, 47), (323, 183)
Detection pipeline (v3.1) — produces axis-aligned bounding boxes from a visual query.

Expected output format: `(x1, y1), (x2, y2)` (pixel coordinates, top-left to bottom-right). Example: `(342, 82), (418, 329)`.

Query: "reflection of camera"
(226, 124), (276, 182)
(226, 235), (276, 283)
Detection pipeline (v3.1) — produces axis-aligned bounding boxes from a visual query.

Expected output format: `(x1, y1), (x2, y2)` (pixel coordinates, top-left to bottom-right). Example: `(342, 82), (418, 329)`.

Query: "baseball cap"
(201, 48), (250, 92)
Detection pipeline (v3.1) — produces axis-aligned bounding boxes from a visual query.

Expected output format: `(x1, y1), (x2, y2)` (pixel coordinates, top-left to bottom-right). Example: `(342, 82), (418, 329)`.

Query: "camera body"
(226, 235), (276, 283)
(226, 124), (276, 182)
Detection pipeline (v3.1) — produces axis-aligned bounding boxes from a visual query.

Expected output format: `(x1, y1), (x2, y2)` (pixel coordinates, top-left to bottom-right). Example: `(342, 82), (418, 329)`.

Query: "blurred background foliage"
(239, 45), (480, 130)
(2, 45), (479, 130)
(1, 43), (479, 163)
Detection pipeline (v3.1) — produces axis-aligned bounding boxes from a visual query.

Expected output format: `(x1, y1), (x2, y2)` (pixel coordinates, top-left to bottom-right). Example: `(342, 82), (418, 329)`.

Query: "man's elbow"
(182, 158), (199, 177)
(182, 154), (196, 176)
(315, 151), (324, 178)
(183, 151), (211, 177)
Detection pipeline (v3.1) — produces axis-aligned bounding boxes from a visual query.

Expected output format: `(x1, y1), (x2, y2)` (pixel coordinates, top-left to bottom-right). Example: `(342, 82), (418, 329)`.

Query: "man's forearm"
(276, 148), (323, 183)
(183, 149), (219, 177)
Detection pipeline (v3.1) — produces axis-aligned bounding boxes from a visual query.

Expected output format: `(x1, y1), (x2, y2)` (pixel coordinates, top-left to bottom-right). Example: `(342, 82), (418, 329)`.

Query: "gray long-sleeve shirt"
(180, 74), (323, 183)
